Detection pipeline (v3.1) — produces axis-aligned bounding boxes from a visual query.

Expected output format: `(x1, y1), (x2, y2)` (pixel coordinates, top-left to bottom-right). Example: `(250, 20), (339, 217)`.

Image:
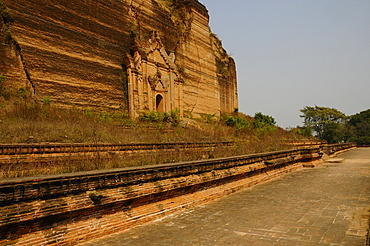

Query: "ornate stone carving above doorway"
(124, 31), (183, 118)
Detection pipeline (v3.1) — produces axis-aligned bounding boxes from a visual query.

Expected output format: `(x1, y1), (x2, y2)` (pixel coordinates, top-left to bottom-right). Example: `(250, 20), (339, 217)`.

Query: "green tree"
(252, 112), (276, 134)
(253, 112), (276, 126)
(291, 126), (312, 138)
(322, 121), (346, 144)
(347, 109), (370, 145)
(300, 106), (347, 143)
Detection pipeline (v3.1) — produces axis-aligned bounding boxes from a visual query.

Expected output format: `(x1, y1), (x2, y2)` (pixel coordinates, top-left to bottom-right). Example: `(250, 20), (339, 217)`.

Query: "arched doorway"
(156, 94), (164, 112)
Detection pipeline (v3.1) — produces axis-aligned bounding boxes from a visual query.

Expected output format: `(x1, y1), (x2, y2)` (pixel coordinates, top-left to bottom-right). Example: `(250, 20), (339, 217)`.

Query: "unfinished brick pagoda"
(0, 0), (238, 118)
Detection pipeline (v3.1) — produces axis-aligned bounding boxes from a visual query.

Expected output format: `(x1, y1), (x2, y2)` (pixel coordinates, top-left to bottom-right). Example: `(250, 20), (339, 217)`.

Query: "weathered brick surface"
(1, 0), (237, 116)
(0, 142), (236, 179)
(0, 144), (355, 245)
(0, 142), (233, 156)
(87, 148), (368, 246)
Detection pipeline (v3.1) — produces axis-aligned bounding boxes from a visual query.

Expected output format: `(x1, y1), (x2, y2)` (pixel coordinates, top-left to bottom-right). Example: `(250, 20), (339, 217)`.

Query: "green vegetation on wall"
(0, 0), (13, 24)
(0, 0), (14, 44)
(129, 21), (138, 39)
(210, 33), (233, 79)
(210, 33), (230, 62)
(153, 0), (190, 35)
(120, 66), (129, 110)
(0, 74), (5, 97)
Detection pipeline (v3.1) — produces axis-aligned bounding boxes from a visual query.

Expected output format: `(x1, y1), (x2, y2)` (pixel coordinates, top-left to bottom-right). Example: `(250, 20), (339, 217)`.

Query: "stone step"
(325, 158), (345, 163)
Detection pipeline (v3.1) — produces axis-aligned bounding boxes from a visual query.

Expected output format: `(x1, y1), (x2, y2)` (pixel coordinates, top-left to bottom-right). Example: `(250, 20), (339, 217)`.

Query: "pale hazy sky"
(199, 0), (370, 128)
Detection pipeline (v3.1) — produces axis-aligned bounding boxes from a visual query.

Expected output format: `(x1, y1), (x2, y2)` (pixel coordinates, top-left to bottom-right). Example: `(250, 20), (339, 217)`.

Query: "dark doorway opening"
(156, 94), (164, 112)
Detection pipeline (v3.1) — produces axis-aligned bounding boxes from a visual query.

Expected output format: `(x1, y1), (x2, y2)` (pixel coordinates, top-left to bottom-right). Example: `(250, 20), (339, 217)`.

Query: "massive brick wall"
(0, 0), (238, 116)
(0, 144), (355, 245)
(0, 147), (329, 245)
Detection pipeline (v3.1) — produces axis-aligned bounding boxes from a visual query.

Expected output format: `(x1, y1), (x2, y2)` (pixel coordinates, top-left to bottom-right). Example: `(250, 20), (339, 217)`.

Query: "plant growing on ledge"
(153, 0), (191, 35)
(0, 74), (5, 98)
(177, 64), (186, 77)
(210, 33), (231, 63)
(129, 21), (138, 39)
(1, 0), (14, 44)
(0, 0), (13, 24)
(218, 67), (230, 78)
(138, 109), (181, 126)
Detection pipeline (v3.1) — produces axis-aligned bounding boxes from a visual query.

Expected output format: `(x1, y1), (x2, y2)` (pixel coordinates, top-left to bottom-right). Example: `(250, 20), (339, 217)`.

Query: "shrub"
(223, 115), (251, 130)
(40, 96), (52, 105)
(219, 68), (229, 78)
(129, 22), (137, 38)
(0, 74), (10, 99)
(170, 108), (181, 126)
(253, 112), (276, 126)
(183, 110), (193, 119)
(19, 87), (29, 98)
(139, 111), (170, 122)
(0, 74), (5, 94)
(252, 112), (277, 135)
(98, 111), (114, 123)
(138, 109), (182, 126)
(200, 113), (216, 123)
(0, 0), (14, 24)
(1, 0), (14, 44)
(84, 107), (94, 118)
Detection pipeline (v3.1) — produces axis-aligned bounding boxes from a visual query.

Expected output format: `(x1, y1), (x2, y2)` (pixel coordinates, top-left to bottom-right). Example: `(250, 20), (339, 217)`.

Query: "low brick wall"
(0, 142), (234, 179)
(0, 142), (234, 156)
(322, 143), (356, 156)
(0, 141), (233, 166)
(0, 144), (354, 245)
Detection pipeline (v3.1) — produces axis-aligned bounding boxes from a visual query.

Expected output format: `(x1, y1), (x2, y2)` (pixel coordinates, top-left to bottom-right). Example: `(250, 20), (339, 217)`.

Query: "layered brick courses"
(0, 0), (238, 116)
(0, 143), (355, 245)
(0, 141), (234, 172)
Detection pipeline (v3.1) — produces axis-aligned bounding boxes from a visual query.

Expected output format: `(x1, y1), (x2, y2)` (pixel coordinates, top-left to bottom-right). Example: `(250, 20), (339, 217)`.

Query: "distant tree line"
(299, 106), (370, 145)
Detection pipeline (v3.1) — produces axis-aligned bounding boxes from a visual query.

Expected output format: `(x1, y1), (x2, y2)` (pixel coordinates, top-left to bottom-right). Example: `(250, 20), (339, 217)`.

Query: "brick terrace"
(0, 144), (356, 245)
(83, 148), (370, 246)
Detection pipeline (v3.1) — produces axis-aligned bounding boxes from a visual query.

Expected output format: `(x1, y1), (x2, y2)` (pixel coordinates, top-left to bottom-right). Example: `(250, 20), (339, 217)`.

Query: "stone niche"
(125, 31), (183, 118)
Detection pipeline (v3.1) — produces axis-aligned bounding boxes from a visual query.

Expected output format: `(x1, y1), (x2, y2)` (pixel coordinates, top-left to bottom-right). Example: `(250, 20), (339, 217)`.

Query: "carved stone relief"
(125, 31), (183, 118)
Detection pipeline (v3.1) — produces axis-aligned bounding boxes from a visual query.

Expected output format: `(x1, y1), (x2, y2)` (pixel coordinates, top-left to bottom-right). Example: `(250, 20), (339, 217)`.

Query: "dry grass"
(0, 98), (306, 179)
(0, 99), (221, 144)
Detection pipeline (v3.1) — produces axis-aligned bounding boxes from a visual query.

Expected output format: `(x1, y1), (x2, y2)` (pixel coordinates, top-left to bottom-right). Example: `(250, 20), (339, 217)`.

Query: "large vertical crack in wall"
(2, 0), (238, 115)
(1, 0), (35, 95)
(13, 40), (36, 96)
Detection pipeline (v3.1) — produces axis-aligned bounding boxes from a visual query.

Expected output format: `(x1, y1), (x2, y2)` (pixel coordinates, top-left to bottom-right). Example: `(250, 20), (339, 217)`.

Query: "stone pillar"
(127, 67), (135, 119)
